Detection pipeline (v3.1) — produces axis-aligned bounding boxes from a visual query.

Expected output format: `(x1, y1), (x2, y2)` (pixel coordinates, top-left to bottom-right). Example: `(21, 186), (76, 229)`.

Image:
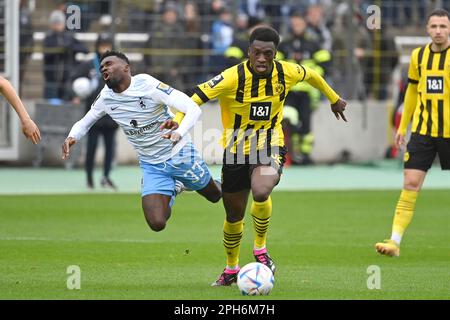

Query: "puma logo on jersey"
(271, 154), (282, 166)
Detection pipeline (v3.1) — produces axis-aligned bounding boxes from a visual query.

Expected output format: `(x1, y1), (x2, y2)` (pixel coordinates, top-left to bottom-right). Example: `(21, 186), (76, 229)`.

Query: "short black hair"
(427, 9), (450, 22)
(100, 50), (130, 64)
(249, 27), (280, 48)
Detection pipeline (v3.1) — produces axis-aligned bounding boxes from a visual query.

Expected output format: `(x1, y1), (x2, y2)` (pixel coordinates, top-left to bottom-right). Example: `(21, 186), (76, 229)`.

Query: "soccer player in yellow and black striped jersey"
(376, 9), (450, 257)
(163, 26), (347, 285)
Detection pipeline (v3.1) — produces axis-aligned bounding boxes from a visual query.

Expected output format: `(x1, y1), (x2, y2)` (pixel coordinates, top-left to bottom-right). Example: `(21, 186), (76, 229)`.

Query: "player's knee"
(147, 218), (166, 232)
(226, 214), (245, 223)
(143, 208), (168, 232)
(209, 190), (222, 203)
(404, 180), (421, 191)
(403, 175), (422, 191)
(252, 188), (271, 202)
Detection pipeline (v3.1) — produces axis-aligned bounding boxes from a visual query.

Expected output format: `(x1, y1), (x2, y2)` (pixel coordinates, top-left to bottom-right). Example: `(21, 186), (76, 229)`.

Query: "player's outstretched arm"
(0, 76), (41, 144)
(62, 106), (106, 159)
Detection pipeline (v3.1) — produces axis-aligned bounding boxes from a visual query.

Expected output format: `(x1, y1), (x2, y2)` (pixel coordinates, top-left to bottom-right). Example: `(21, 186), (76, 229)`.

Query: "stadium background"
(0, 0), (449, 300)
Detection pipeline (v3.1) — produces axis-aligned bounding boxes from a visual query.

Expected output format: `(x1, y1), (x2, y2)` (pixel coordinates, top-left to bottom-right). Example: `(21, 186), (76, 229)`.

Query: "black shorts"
(221, 146), (287, 193)
(404, 133), (450, 171)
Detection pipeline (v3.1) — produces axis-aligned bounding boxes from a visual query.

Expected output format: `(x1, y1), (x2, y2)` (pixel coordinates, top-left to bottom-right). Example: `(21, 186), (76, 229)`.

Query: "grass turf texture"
(0, 190), (448, 299)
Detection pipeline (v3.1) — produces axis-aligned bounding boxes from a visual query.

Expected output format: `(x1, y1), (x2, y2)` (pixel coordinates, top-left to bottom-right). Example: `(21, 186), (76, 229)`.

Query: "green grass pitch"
(0, 190), (448, 299)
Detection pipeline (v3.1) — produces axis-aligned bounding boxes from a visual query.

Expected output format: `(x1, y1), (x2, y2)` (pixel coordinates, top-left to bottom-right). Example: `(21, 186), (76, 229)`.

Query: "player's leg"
(249, 165), (280, 273)
(376, 169), (426, 256)
(85, 127), (100, 189)
(376, 133), (435, 256)
(247, 146), (286, 273)
(211, 160), (251, 286)
(142, 193), (173, 232)
(211, 188), (250, 286)
(196, 178), (221, 203)
(171, 142), (221, 203)
(140, 162), (177, 232)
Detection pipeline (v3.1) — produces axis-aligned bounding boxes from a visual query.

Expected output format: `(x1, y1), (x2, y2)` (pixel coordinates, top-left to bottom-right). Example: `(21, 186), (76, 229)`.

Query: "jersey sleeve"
(286, 62), (308, 84)
(397, 48), (421, 134)
(147, 77), (202, 137)
(190, 68), (234, 106)
(68, 93), (106, 140)
(173, 68), (235, 123)
(299, 64), (340, 104)
(407, 48), (420, 84)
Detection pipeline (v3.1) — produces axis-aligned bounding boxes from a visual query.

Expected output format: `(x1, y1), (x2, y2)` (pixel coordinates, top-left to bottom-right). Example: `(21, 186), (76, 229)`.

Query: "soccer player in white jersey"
(62, 51), (221, 232)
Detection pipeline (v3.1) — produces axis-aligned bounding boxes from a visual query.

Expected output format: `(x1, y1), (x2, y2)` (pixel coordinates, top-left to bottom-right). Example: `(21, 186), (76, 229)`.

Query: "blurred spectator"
(182, 2), (203, 88)
(224, 12), (249, 68)
(19, 0), (34, 95)
(331, 4), (372, 100)
(123, 0), (157, 32)
(278, 13), (332, 165)
(365, 26), (399, 100)
(70, 33), (118, 190)
(239, 0), (266, 26)
(210, 7), (234, 74)
(305, 4), (333, 52)
(43, 10), (88, 101)
(262, 3), (285, 31)
(184, 1), (201, 33)
(145, 2), (185, 90)
(198, 0), (228, 33)
(381, 0), (427, 27)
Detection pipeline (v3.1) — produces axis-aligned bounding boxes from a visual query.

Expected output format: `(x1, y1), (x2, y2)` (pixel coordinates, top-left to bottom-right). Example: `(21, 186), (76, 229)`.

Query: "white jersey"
(68, 74), (201, 164)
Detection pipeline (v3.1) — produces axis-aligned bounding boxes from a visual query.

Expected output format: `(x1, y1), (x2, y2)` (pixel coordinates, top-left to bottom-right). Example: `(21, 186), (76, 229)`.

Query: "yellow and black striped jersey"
(175, 59), (340, 154)
(407, 44), (450, 137)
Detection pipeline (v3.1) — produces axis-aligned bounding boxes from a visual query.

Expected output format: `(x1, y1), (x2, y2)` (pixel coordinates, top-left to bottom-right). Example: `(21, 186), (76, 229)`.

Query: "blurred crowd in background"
(19, 0), (448, 102)
(9, 0), (448, 168)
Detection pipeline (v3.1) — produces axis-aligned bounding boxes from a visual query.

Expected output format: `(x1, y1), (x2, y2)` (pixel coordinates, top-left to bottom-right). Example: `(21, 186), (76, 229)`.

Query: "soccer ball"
(237, 262), (274, 296)
(72, 77), (93, 99)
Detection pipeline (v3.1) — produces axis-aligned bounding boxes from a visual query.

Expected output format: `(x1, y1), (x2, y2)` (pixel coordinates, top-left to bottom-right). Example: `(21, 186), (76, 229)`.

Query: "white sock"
(390, 232), (402, 245)
(226, 265), (239, 271)
(253, 245), (266, 251)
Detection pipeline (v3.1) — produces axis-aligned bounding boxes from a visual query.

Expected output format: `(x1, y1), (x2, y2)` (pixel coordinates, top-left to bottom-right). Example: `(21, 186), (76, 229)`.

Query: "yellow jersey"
(175, 60), (340, 154)
(406, 44), (450, 137)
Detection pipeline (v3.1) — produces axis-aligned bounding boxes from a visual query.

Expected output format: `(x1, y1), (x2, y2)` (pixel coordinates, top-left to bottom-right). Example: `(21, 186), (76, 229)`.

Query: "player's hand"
(21, 118), (41, 144)
(62, 137), (76, 160)
(160, 120), (181, 144)
(168, 131), (182, 144)
(160, 119), (179, 132)
(395, 132), (406, 149)
(331, 98), (348, 122)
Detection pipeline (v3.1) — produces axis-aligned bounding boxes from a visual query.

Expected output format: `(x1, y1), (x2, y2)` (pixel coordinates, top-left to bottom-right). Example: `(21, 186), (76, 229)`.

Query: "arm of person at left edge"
(0, 76), (41, 144)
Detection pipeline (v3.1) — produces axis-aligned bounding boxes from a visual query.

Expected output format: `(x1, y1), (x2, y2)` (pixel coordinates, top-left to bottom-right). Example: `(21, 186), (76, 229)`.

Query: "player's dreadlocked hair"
(100, 50), (130, 64)
(249, 27), (280, 48)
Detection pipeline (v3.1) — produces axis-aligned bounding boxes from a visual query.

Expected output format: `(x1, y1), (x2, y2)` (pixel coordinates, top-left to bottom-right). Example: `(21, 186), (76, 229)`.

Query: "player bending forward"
(62, 51), (221, 231)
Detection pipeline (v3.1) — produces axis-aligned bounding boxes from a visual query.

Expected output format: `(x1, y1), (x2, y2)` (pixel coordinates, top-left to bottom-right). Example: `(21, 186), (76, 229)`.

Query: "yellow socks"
(251, 197), (272, 250)
(223, 219), (244, 269)
(391, 189), (418, 245)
